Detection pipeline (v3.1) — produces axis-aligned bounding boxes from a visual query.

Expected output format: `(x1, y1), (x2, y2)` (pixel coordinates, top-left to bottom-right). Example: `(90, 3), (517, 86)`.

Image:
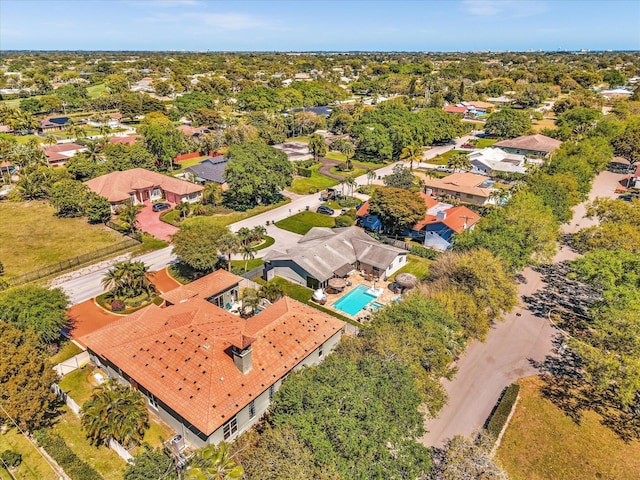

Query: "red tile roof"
(109, 135), (141, 145)
(42, 143), (86, 155)
(81, 294), (345, 436)
(494, 134), (562, 154)
(413, 205), (480, 233)
(444, 105), (468, 114)
(84, 168), (203, 203)
(356, 201), (370, 217)
(162, 270), (242, 305)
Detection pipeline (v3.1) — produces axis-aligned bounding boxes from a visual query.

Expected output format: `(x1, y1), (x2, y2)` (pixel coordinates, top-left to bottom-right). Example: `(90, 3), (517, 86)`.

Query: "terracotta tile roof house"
(494, 134), (562, 158)
(444, 105), (468, 114)
(82, 270), (345, 447)
(84, 168), (203, 210)
(463, 100), (495, 111)
(410, 205), (481, 251)
(42, 143), (88, 167)
(423, 172), (496, 205)
(263, 226), (407, 288)
(108, 135), (141, 145)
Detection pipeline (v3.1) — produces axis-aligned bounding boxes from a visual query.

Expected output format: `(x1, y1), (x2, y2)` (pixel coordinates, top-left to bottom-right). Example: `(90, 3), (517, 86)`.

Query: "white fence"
(51, 383), (133, 462)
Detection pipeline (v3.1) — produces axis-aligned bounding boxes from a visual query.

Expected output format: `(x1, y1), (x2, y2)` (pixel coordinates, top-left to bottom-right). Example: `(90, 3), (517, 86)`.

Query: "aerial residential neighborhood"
(0, 1), (639, 479)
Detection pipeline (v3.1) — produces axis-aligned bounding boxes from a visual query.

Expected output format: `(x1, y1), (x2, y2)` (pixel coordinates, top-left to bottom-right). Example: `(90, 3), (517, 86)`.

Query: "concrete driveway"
(421, 169), (625, 447)
(136, 203), (178, 242)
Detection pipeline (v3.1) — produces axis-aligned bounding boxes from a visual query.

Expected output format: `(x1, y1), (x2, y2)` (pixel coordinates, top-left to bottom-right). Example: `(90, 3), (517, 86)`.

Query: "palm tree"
(338, 140), (355, 171)
(239, 287), (260, 317)
(218, 233), (240, 272)
(400, 144), (425, 171)
(81, 379), (149, 449)
(118, 200), (143, 235)
(308, 133), (327, 162)
(236, 227), (252, 246)
(186, 442), (244, 480)
(43, 134), (58, 147)
(250, 225), (267, 244)
(447, 153), (471, 173)
(175, 201), (191, 220)
(366, 168), (376, 186)
(99, 124), (111, 143)
(259, 283), (284, 303)
(240, 244), (256, 272)
(489, 188), (511, 207)
(202, 183), (222, 206)
(102, 260), (153, 299)
(344, 174), (357, 198)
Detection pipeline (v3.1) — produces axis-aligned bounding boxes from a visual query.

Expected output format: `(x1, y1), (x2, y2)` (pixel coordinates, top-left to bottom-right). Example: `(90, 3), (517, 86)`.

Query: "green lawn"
(390, 254), (432, 282)
(86, 83), (107, 99)
(326, 151), (347, 161)
(474, 138), (497, 148)
(13, 134), (44, 144)
(135, 233), (169, 255)
(0, 429), (60, 480)
(532, 117), (557, 132)
(0, 201), (126, 279)
(285, 136), (311, 144)
(428, 149), (466, 166)
(51, 410), (126, 480)
(50, 340), (83, 365)
(57, 366), (97, 406)
(275, 211), (335, 235)
(329, 167), (366, 178)
(173, 155), (209, 174)
(497, 376), (640, 480)
(253, 235), (275, 251)
(289, 164), (339, 195)
(231, 258), (264, 273)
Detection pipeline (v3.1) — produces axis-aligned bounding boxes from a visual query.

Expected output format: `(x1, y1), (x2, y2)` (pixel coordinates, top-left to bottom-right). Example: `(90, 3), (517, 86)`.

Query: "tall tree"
(124, 447), (179, 480)
(138, 113), (185, 171)
(369, 186), (426, 234)
(0, 322), (59, 431)
(485, 109), (532, 138)
(172, 223), (230, 272)
(308, 133), (327, 162)
(399, 144), (425, 170)
(186, 443), (244, 480)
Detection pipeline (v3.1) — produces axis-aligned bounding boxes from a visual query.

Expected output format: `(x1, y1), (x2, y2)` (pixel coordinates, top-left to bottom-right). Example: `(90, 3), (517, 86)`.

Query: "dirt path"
(421, 170), (625, 447)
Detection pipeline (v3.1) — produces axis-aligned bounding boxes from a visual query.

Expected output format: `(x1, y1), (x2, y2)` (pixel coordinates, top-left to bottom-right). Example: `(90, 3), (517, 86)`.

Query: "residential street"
(56, 134), (475, 305)
(421, 169), (624, 447)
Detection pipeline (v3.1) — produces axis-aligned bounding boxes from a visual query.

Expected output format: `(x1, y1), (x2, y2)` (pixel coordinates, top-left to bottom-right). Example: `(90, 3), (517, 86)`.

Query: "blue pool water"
(333, 285), (377, 316)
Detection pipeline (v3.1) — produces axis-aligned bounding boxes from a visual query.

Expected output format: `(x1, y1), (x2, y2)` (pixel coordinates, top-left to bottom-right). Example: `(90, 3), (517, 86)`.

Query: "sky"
(1, 0), (639, 52)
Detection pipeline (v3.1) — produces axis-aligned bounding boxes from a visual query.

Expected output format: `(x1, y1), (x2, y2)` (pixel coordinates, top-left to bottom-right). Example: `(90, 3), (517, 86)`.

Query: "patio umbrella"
(327, 278), (347, 290)
(395, 273), (419, 289)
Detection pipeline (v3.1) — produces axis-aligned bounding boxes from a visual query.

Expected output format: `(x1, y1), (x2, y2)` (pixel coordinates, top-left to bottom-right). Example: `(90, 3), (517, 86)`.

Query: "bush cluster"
(0, 450), (22, 468)
(297, 167), (312, 178)
(486, 383), (520, 439)
(34, 431), (103, 480)
(410, 244), (440, 259)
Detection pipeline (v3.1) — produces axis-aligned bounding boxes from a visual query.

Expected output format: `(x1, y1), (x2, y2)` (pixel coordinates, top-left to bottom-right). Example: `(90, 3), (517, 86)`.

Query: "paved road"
(421, 169), (624, 447)
(54, 133), (476, 305)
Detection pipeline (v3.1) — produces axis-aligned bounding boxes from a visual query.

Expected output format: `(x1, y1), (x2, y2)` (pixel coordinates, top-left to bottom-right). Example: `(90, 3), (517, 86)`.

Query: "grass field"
(173, 155), (210, 174)
(58, 366), (97, 406)
(285, 136), (311, 144)
(0, 429), (60, 480)
(289, 164), (339, 195)
(275, 211), (335, 235)
(496, 376), (640, 480)
(86, 83), (107, 99)
(532, 118), (557, 132)
(329, 166), (366, 178)
(474, 138), (498, 148)
(325, 151), (347, 161)
(0, 201), (126, 279)
(428, 149), (466, 166)
(231, 258), (264, 273)
(390, 254), (432, 281)
(180, 198), (291, 229)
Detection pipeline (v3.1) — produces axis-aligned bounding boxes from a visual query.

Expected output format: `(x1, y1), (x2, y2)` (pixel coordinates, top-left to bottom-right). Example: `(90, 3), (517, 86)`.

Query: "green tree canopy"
(49, 179), (90, 218)
(172, 222), (230, 271)
(383, 164), (417, 190)
(369, 186), (426, 233)
(124, 447), (179, 480)
(138, 113), (185, 171)
(484, 108), (532, 138)
(0, 322), (59, 431)
(223, 141), (293, 209)
(0, 286), (69, 343)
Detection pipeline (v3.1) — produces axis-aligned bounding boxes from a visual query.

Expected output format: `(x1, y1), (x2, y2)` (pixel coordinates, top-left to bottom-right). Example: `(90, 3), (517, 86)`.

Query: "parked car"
(461, 143), (475, 149)
(316, 205), (335, 215)
(152, 202), (171, 212)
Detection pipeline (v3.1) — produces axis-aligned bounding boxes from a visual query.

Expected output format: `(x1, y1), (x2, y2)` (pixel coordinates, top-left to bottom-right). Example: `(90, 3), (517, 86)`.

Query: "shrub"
(111, 300), (125, 312)
(337, 197), (360, 208)
(410, 245), (440, 259)
(486, 383), (520, 439)
(335, 215), (355, 227)
(0, 450), (22, 468)
(293, 159), (313, 169)
(297, 167), (312, 178)
(34, 431), (103, 480)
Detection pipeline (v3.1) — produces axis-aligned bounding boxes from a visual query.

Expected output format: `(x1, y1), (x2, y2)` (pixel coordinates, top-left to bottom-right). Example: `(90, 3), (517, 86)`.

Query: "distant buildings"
(42, 143), (88, 167)
(494, 134), (562, 158)
(423, 172), (497, 206)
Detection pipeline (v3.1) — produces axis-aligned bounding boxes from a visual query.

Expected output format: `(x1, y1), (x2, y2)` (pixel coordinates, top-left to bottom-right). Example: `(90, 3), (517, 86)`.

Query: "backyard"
(275, 210), (335, 235)
(0, 429), (60, 480)
(496, 376), (640, 480)
(0, 201), (126, 279)
(390, 254), (432, 281)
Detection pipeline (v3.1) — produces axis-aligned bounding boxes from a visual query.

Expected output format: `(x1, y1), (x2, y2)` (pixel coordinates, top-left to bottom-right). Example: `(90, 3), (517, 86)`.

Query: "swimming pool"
(333, 285), (377, 316)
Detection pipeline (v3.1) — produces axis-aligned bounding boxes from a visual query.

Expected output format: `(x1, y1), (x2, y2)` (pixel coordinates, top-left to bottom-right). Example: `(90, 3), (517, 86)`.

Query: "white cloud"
(462, 0), (547, 18)
(146, 11), (269, 31)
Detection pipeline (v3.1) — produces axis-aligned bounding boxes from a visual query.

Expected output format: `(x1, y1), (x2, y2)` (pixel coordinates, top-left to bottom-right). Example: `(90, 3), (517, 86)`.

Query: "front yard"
(289, 163), (339, 195)
(275, 211), (335, 235)
(496, 376), (640, 480)
(0, 201), (127, 279)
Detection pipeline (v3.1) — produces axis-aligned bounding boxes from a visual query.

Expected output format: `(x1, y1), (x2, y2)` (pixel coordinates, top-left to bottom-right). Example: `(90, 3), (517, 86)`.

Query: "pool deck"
(323, 272), (399, 321)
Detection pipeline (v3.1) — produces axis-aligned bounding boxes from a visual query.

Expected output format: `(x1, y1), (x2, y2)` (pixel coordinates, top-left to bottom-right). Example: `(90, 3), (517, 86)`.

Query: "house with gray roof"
(263, 227), (407, 289)
(183, 156), (228, 186)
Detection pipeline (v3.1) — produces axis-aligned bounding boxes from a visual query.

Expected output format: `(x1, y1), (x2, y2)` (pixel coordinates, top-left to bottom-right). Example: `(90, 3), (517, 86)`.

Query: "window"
(249, 400), (255, 419)
(223, 417), (238, 440)
(148, 393), (158, 410)
(318, 345), (324, 358)
(269, 385), (275, 400)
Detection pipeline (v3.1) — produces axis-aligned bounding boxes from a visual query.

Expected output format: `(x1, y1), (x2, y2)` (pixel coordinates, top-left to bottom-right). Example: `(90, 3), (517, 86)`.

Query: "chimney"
(436, 210), (447, 221)
(231, 335), (254, 374)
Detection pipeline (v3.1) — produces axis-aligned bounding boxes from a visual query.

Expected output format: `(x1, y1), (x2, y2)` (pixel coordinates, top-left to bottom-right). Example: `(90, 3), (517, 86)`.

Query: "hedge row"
(486, 383), (520, 438)
(410, 244), (440, 260)
(297, 167), (313, 177)
(34, 431), (104, 480)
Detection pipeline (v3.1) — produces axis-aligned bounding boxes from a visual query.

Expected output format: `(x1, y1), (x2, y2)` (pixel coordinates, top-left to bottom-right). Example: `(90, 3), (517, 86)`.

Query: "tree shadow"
(529, 338), (640, 442)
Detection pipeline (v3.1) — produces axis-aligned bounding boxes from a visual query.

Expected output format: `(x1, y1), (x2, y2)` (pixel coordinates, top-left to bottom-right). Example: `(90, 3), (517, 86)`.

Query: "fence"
(9, 237), (141, 287)
(51, 383), (134, 462)
(241, 265), (265, 280)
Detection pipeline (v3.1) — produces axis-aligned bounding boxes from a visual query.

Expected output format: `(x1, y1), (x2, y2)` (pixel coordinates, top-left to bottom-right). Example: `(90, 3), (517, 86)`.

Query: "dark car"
(316, 205), (335, 215)
(152, 202), (171, 212)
